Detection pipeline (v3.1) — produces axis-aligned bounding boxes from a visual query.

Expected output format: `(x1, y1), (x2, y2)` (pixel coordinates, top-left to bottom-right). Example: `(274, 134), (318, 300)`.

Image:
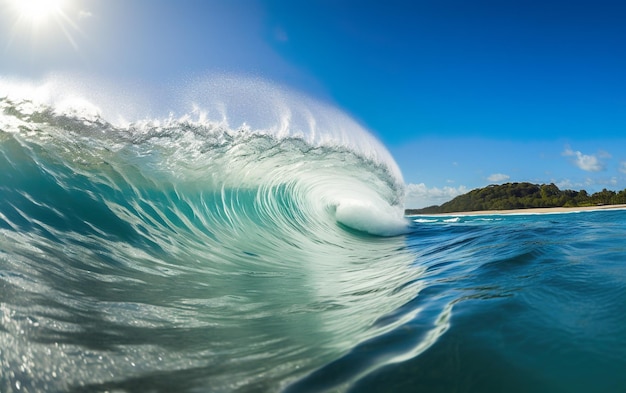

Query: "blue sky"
(2, 0), (626, 207)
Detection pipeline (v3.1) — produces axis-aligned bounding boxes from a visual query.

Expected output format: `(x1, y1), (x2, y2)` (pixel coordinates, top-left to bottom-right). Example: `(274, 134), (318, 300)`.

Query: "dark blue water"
(284, 212), (626, 393)
(367, 213), (626, 393)
(2, 92), (626, 393)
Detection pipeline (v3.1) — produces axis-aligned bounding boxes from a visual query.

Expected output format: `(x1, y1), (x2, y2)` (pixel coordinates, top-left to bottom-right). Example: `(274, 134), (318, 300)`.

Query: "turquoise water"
(2, 83), (626, 392)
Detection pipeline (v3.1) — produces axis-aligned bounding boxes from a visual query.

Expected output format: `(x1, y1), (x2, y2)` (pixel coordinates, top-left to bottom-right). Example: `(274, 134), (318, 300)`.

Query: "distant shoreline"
(407, 204), (626, 217)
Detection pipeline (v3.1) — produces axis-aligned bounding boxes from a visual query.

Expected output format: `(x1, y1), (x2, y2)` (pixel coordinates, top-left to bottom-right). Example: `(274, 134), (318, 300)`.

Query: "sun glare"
(3, 0), (84, 50)
(11, 0), (65, 23)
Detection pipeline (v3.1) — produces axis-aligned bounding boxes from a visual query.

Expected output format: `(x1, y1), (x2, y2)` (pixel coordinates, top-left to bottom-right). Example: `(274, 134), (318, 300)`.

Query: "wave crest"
(0, 76), (407, 239)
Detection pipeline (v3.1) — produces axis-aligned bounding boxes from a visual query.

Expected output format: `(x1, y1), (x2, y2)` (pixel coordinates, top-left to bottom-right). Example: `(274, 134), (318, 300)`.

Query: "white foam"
(413, 218), (438, 223)
(335, 199), (409, 236)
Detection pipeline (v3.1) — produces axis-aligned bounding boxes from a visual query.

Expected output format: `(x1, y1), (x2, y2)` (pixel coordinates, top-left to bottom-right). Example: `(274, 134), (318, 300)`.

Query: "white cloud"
(582, 176), (619, 187)
(487, 173), (510, 183)
(405, 183), (469, 208)
(620, 162), (626, 174)
(555, 180), (570, 189)
(562, 147), (605, 172)
(79, 10), (93, 19)
(555, 177), (620, 192)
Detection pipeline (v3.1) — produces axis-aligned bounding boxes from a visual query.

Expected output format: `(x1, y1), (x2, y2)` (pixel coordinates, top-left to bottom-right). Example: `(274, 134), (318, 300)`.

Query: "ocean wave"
(0, 80), (424, 392)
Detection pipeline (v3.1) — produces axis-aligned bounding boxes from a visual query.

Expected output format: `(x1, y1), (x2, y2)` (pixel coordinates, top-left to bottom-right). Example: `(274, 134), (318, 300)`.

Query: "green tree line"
(407, 182), (626, 214)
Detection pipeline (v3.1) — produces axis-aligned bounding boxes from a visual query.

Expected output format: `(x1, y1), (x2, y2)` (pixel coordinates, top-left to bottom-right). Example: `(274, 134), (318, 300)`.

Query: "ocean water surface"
(1, 78), (626, 392)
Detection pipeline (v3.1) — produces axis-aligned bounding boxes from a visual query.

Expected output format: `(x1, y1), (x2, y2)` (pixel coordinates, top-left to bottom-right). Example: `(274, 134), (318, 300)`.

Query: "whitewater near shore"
(408, 204), (626, 216)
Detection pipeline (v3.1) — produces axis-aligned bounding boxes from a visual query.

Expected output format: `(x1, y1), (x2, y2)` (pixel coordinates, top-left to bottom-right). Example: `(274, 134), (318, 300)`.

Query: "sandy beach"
(411, 204), (626, 216)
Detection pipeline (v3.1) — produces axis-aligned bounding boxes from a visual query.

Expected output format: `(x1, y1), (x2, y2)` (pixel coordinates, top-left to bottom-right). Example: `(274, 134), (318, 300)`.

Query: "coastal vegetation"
(407, 182), (626, 214)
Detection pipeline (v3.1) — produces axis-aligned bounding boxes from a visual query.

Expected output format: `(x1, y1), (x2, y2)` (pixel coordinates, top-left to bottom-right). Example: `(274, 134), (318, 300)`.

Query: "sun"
(9, 0), (66, 23)
(3, 0), (83, 50)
